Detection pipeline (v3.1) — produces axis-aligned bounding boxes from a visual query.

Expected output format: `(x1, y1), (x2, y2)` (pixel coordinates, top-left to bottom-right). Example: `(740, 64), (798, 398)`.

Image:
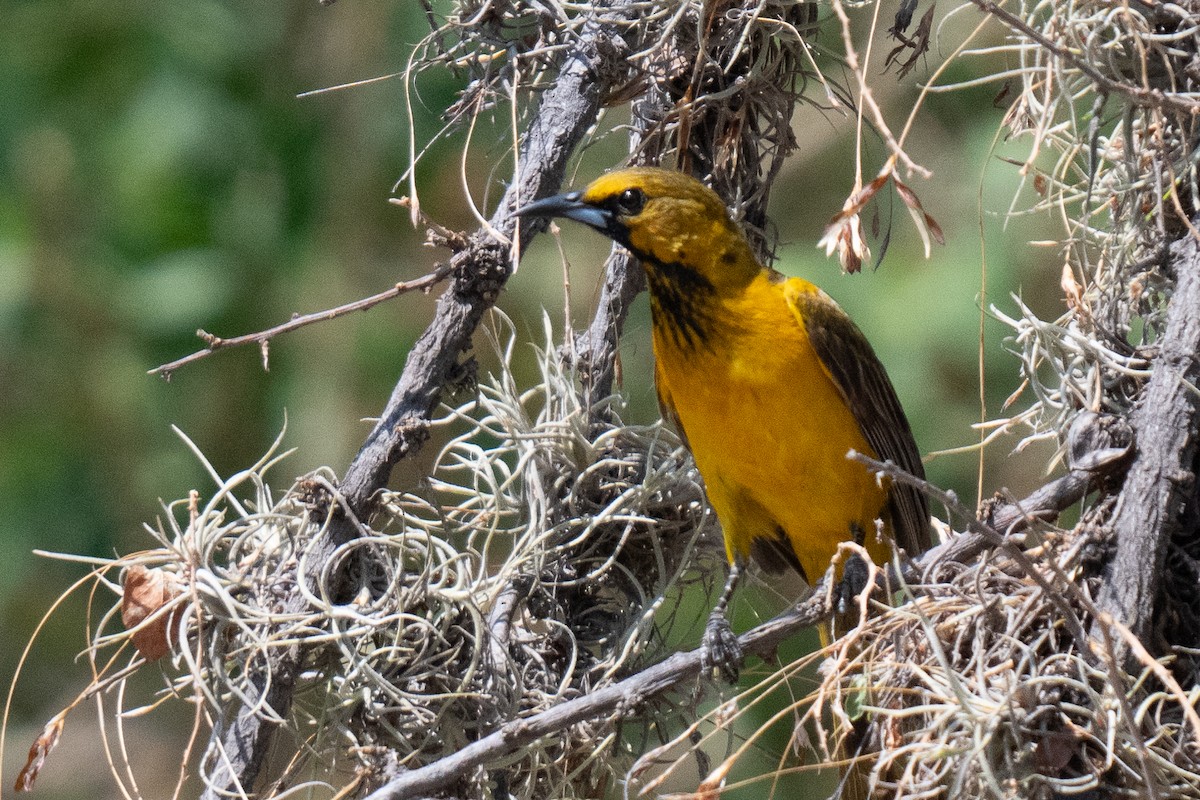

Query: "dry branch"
(569, 92), (667, 407)
(572, 249), (644, 407)
(149, 267), (454, 378)
(198, 5), (638, 796)
(361, 589), (834, 800)
(1095, 226), (1200, 658)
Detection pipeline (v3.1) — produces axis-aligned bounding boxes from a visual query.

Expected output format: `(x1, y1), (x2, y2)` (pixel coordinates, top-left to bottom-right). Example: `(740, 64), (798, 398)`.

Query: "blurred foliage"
(1, 1), (1062, 797)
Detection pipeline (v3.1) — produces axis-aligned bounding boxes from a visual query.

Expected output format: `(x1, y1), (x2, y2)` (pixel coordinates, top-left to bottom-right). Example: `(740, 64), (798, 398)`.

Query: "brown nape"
(750, 527), (806, 579)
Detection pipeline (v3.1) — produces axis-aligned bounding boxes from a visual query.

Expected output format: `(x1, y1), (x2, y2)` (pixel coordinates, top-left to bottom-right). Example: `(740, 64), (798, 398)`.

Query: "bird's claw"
(837, 553), (871, 613)
(702, 609), (743, 683)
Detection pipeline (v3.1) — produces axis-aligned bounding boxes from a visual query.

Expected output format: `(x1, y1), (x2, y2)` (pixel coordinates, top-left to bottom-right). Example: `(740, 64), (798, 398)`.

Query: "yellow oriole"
(518, 167), (930, 661)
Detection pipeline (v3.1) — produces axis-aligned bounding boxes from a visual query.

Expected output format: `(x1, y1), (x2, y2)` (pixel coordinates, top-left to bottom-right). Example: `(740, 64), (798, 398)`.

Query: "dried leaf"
(697, 756), (734, 800)
(122, 565), (183, 662)
(924, 211), (945, 245)
(992, 80), (1012, 108)
(894, 176), (946, 255)
(819, 212), (870, 274)
(1061, 262), (1085, 312)
(885, 3), (935, 79)
(15, 714), (65, 792)
(852, 170), (892, 216)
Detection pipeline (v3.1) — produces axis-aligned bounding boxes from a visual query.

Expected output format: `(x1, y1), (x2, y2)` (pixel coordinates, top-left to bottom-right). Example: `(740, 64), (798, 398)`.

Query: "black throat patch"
(641, 257), (718, 352)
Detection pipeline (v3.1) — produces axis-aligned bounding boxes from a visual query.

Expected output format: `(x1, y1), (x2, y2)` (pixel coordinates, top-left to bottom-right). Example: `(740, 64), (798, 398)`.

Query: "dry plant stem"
(969, 0), (1200, 115)
(1095, 227), (1200, 657)
(932, 467), (1100, 566)
(149, 266), (453, 378)
(828, 0), (929, 179)
(360, 590), (834, 800)
(198, 6), (637, 797)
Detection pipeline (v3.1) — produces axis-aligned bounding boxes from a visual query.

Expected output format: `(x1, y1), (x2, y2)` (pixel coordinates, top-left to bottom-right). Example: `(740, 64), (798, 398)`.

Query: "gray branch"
(360, 588), (835, 800)
(199, 6), (636, 796)
(570, 91), (666, 408)
(572, 246), (645, 406)
(1094, 227), (1200, 656)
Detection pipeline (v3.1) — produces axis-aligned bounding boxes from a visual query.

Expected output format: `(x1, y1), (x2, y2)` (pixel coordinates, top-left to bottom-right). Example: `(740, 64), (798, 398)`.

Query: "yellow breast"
(653, 272), (890, 583)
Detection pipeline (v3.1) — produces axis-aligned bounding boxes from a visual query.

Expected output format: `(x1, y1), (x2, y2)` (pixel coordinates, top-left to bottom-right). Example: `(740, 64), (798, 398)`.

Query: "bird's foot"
(702, 607), (743, 684)
(702, 561), (744, 682)
(837, 553), (871, 614)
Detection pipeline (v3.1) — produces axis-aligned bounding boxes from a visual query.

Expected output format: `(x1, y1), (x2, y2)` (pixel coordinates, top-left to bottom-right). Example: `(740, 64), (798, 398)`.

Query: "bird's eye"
(614, 188), (646, 216)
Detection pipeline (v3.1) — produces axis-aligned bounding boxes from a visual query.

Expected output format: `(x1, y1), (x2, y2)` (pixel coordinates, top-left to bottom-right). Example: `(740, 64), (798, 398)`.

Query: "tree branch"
(1095, 228), (1200, 657)
(572, 247), (645, 406)
(360, 589), (834, 800)
(571, 92), (672, 409)
(149, 266), (454, 378)
(198, 6), (637, 796)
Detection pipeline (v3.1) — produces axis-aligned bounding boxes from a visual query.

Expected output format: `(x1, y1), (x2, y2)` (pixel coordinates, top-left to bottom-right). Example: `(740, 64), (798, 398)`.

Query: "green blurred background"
(1, 1), (1064, 797)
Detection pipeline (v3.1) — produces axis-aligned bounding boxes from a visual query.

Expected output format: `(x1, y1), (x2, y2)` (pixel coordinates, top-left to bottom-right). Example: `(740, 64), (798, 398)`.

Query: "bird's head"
(517, 168), (759, 290)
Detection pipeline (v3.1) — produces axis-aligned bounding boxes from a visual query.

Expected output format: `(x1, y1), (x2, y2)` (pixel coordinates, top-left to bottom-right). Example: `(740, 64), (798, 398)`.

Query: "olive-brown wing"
(789, 288), (932, 557)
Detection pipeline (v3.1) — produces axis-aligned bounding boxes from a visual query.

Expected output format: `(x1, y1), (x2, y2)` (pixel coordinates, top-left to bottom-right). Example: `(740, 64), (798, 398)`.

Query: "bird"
(517, 167), (930, 675)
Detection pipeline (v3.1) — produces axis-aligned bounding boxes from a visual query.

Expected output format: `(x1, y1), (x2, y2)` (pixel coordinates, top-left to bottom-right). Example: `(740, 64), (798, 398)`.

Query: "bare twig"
(921, 470), (1095, 568)
(850, 451), (1093, 648)
(930, 410), (1133, 565)
(150, 267), (454, 379)
(968, 0), (1200, 115)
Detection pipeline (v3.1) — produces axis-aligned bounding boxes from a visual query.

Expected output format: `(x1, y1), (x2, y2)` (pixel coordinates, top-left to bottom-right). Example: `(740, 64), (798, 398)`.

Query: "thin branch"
(361, 589), (835, 800)
(921, 469), (1095, 568)
(150, 266), (453, 379)
(828, 0), (931, 179)
(969, 0), (1200, 114)
(850, 451), (1093, 649)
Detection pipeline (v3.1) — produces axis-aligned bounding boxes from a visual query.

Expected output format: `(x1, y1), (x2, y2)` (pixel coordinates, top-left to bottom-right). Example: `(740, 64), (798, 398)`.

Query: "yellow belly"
(654, 274), (890, 583)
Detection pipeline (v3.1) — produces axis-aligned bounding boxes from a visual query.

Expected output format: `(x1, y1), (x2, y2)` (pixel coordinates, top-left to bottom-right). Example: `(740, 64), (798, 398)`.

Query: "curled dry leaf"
(820, 159), (944, 272)
(15, 713), (65, 792)
(819, 210), (870, 273)
(1061, 262), (1086, 313)
(893, 175), (946, 257)
(121, 564), (183, 662)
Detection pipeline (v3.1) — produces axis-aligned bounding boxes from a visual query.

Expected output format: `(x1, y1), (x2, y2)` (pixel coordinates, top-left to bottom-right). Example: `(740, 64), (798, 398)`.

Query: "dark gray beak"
(516, 191), (613, 233)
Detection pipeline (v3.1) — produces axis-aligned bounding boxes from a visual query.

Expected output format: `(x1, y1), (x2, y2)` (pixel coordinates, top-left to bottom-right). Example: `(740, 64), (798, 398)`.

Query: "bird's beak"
(516, 191), (612, 233)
